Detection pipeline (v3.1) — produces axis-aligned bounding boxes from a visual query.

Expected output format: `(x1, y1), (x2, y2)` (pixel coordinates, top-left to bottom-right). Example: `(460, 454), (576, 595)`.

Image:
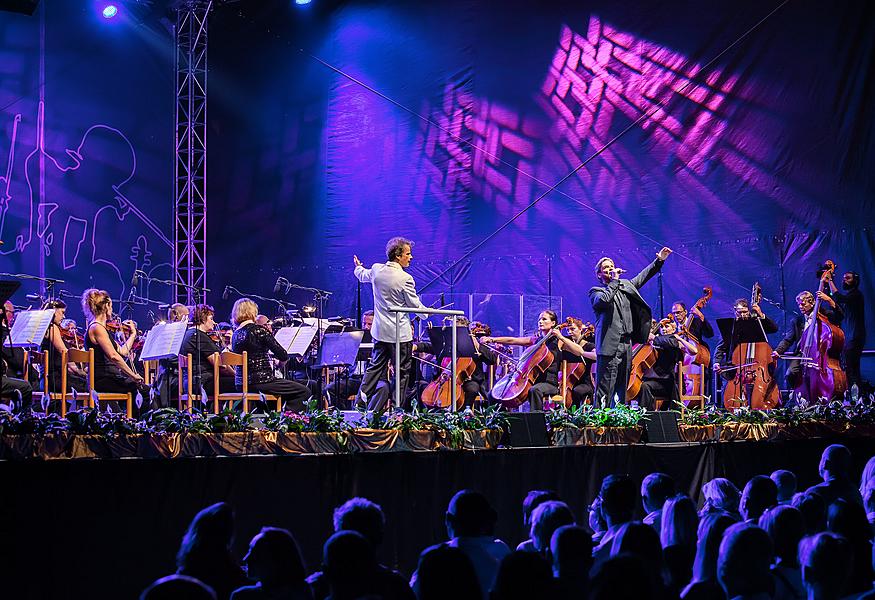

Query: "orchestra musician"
(1, 301), (33, 410)
(153, 302), (190, 408)
(713, 298), (779, 375)
(772, 289), (844, 393)
(180, 304), (236, 395)
(353, 236), (429, 409)
(561, 318), (598, 407)
(637, 319), (698, 410)
(589, 247), (672, 407)
(670, 301), (714, 342)
(826, 270), (867, 392)
(1, 300), (38, 384)
(230, 298), (311, 412)
(81, 288), (148, 401)
(40, 299), (88, 394)
(456, 319), (497, 408)
(481, 310), (585, 410)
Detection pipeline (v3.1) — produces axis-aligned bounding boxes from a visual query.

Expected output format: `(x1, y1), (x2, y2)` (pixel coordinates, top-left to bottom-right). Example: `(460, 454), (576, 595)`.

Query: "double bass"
(679, 287), (713, 367)
(722, 282), (780, 410)
(795, 260), (847, 402)
(626, 317), (673, 401)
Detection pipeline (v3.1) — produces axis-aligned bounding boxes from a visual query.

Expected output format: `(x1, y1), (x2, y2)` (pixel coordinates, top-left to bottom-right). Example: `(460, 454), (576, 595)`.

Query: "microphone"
(26, 294), (42, 303)
(273, 277), (289, 295)
(222, 286), (230, 300)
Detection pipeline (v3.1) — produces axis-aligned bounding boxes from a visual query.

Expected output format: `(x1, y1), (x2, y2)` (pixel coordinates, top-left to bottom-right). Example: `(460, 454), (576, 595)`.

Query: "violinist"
(180, 304), (236, 395)
(772, 289), (843, 393)
(562, 318), (598, 406)
(636, 319), (698, 410)
(1, 300), (33, 410)
(1, 300), (37, 384)
(40, 300), (87, 395)
(81, 289), (148, 400)
(231, 298), (311, 412)
(481, 310), (583, 410)
(714, 298), (779, 375)
(153, 303), (190, 408)
(590, 247), (672, 407)
(826, 270), (866, 391)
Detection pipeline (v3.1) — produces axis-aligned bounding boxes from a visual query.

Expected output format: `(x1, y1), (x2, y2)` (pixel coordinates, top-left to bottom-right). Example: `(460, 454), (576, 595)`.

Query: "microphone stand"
(0, 272), (64, 301)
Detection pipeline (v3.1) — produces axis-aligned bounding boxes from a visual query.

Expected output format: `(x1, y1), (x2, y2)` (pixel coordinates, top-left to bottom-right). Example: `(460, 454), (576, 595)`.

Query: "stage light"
(102, 4), (118, 19)
(295, 0), (312, 5)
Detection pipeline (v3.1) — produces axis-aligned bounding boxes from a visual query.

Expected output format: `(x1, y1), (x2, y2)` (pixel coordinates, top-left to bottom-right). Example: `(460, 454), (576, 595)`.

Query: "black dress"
(230, 323), (311, 412)
(180, 328), (235, 395)
(40, 326), (86, 394)
(85, 323), (141, 395)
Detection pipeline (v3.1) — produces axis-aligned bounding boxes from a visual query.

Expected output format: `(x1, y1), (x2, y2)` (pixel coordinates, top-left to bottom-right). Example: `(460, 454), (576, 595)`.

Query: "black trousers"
(571, 381), (594, 407)
(843, 345), (863, 390)
(638, 377), (674, 411)
(249, 378), (311, 413)
(359, 341), (413, 410)
(528, 382), (558, 411)
(1, 375), (33, 410)
(595, 342), (632, 408)
(462, 379), (490, 407)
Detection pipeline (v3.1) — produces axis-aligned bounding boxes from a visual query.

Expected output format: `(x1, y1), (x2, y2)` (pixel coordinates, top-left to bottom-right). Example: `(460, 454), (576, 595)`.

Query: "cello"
(420, 356), (476, 410)
(557, 319), (595, 407)
(490, 331), (558, 409)
(722, 282), (781, 410)
(795, 260), (847, 402)
(678, 287), (712, 397)
(626, 317), (673, 401)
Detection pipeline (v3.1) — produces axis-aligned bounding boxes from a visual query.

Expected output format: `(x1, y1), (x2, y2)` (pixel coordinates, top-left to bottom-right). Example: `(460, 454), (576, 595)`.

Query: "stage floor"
(4, 435), (875, 599)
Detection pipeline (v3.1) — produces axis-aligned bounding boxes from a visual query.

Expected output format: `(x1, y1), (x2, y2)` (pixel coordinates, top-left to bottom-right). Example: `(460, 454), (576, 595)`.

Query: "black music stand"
(715, 317), (770, 407)
(0, 281), (23, 379)
(430, 325), (477, 361)
(315, 331), (365, 408)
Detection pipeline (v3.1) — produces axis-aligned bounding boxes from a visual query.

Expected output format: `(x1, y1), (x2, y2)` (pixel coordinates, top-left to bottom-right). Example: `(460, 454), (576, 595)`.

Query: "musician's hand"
(353, 255), (362, 268)
(816, 291), (835, 307)
(691, 306), (704, 320)
(648, 332), (656, 343)
(713, 363), (721, 373)
(480, 337), (493, 344)
(771, 351), (779, 360)
(752, 303), (764, 318)
(132, 373), (144, 384)
(657, 247), (672, 261)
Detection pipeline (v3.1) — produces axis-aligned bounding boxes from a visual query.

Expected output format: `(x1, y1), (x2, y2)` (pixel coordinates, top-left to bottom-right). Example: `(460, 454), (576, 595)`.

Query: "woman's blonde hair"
(81, 288), (111, 320)
(231, 298), (258, 327)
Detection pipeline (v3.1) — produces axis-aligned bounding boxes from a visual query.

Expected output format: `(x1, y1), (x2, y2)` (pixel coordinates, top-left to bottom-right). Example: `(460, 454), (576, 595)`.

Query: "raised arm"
(629, 248), (670, 290)
(353, 255), (373, 284)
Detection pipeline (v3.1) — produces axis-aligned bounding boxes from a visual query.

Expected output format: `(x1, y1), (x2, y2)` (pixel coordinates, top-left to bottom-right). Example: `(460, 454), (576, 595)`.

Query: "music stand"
(315, 331), (364, 368)
(139, 321), (188, 361)
(435, 326), (476, 360)
(275, 325), (319, 357)
(8, 310), (54, 347)
(715, 318), (769, 348)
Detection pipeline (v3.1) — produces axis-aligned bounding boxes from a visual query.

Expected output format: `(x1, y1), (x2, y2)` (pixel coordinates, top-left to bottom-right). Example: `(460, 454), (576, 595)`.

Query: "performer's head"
(255, 314), (272, 333)
(362, 310), (374, 330)
(469, 321), (491, 337)
(386, 237), (414, 268)
(732, 299), (750, 319)
(2, 300), (12, 324)
(660, 320), (678, 335)
(671, 302), (687, 324)
(82, 288), (112, 320)
(42, 299), (67, 324)
(538, 310), (558, 332)
(168, 303), (190, 323)
(231, 298), (259, 327)
(565, 317), (584, 340)
(191, 304), (216, 330)
(796, 291), (815, 316)
(595, 257), (615, 284)
(842, 271), (860, 291)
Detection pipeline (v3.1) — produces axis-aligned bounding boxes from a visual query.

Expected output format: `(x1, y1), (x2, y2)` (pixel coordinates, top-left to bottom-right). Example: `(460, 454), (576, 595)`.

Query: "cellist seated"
(637, 320), (698, 411)
(772, 290), (843, 394)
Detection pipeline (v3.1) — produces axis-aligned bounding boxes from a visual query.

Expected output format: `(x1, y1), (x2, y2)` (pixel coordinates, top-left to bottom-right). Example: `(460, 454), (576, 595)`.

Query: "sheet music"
(139, 321), (188, 361)
(8, 310), (54, 347)
(274, 326), (319, 356)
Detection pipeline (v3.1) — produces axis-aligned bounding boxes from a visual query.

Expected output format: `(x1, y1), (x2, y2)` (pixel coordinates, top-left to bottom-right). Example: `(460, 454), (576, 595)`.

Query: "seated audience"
(798, 533), (852, 600)
(413, 545), (481, 600)
(758, 505), (805, 600)
(528, 500), (574, 558)
(805, 444), (863, 506)
(641, 472), (676, 533)
(699, 478), (742, 520)
(740, 475), (778, 523)
(682, 513), (735, 599)
(592, 475), (637, 567)
(550, 525), (592, 599)
(176, 503), (248, 600)
(141, 574), (217, 600)
(231, 527), (312, 600)
(489, 551), (555, 600)
(717, 523), (774, 599)
(515, 490), (560, 552)
(771, 470), (797, 505)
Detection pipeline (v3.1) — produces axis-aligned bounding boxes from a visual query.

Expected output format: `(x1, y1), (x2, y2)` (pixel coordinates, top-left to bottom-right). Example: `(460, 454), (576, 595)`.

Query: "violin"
(626, 317), (672, 401)
(723, 282), (781, 410)
(59, 325), (84, 349)
(795, 260), (847, 402)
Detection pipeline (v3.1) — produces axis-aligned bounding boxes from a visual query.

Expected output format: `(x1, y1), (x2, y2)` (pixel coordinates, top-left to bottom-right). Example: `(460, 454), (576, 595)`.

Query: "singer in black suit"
(589, 247), (672, 407)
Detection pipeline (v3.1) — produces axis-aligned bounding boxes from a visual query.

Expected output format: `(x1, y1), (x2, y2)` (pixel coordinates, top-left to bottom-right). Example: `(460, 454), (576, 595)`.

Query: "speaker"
(503, 412), (549, 447)
(0, 1), (40, 15)
(644, 411), (681, 443)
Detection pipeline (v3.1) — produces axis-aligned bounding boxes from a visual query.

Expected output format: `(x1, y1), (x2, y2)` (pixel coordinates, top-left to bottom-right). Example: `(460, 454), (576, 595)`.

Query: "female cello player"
(559, 318), (597, 406)
(481, 310), (585, 410)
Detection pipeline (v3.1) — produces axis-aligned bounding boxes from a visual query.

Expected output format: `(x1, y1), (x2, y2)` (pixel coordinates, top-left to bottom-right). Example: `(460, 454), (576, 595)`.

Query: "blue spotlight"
(102, 4), (119, 19)
(295, 0), (312, 5)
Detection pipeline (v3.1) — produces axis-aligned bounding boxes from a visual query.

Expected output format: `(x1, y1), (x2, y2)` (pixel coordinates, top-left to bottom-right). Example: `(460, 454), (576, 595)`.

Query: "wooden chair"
(177, 354), (198, 412)
(23, 349), (49, 414)
(678, 361), (706, 416)
(212, 351), (281, 414)
(67, 348), (133, 418)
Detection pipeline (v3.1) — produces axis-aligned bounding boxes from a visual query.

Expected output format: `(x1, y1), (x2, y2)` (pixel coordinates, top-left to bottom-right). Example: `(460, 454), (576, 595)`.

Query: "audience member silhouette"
(792, 491), (827, 535)
(740, 475), (779, 523)
(176, 503), (248, 600)
(592, 475), (637, 566)
(717, 523), (774, 599)
(805, 444), (864, 506)
(826, 499), (873, 596)
(798, 532), (852, 600)
(681, 513), (735, 599)
(516, 490), (560, 552)
(413, 545), (481, 600)
(321, 530), (412, 600)
(860, 455), (875, 498)
(550, 525), (592, 599)
(610, 521), (664, 596)
(141, 574), (217, 600)
(231, 527), (312, 600)
(588, 495), (608, 546)
(528, 500), (574, 558)
(489, 551), (555, 600)
(589, 553), (656, 600)
(758, 505), (805, 600)
(661, 495), (698, 598)
(641, 472), (676, 533)
(771, 470), (797, 505)
(699, 478), (742, 520)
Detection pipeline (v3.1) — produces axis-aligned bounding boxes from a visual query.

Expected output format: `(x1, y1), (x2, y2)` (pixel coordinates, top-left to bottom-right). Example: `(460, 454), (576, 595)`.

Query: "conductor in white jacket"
(354, 237), (428, 410)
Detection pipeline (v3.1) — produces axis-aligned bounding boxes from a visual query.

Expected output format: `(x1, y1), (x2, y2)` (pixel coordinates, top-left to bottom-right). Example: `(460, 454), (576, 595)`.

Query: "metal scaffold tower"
(173, 0), (211, 304)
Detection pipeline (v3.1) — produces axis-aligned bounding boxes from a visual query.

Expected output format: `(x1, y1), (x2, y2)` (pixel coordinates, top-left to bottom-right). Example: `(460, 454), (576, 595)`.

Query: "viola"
(795, 260), (847, 402)
(723, 282), (781, 410)
(59, 326), (84, 349)
(626, 317), (672, 401)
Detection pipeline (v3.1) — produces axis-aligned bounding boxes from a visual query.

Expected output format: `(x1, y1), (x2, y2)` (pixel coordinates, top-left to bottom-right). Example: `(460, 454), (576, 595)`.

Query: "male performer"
(827, 271), (866, 392)
(589, 247), (672, 407)
(713, 298), (780, 374)
(354, 237), (428, 411)
(670, 301), (714, 341)
(637, 319), (698, 410)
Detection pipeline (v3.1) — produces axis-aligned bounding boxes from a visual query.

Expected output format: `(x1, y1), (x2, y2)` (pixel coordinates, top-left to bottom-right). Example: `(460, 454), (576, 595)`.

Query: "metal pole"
(394, 312), (401, 409)
(451, 315), (458, 412)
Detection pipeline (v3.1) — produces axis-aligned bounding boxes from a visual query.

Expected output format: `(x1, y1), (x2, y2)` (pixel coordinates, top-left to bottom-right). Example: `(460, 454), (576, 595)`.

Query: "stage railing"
(389, 305), (466, 411)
